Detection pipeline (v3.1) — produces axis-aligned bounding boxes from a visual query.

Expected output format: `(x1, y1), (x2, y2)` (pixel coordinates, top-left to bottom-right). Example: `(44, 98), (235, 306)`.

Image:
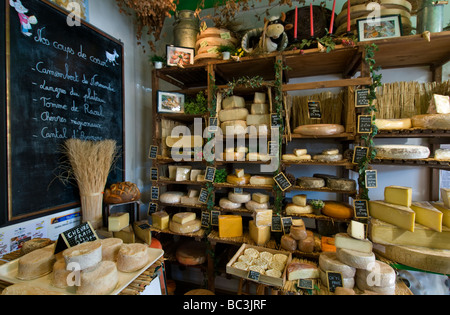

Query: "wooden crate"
(226, 243), (292, 288)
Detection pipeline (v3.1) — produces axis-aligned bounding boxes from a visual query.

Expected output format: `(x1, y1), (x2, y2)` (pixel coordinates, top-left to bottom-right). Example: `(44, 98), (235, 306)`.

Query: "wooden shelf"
(153, 156), (207, 165)
(156, 201), (207, 210)
(155, 178), (206, 186)
(372, 158), (450, 170)
(214, 183), (274, 191)
(287, 133), (355, 141)
(157, 113), (207, 123)
(376, 129), (450, 138)
(282, 159), (354, 169)
(288, 185), (357, 196)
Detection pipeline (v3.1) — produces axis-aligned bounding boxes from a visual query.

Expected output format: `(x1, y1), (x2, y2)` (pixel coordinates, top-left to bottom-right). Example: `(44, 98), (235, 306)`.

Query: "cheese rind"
(218, 215), (243, 238)
(410, 202), (443, 232)
(220, 198), (242, 210)
(227, 174), (251, 185)
(335, 233), (373, 254)
(384, 186), (412, 207)
(108, 212), (130, 232)
(374, 145), (430, 160)
(322, 202), (354, 220)
(113, 225), (136, 244)
(254, 92), (266, 104)
(292, 194), (307, 207)
(172, 212), (196, 225)
(319, 252), (356, 278)
(160, 191), (184, 204)
(245, 200), (270, 211)
(221, 120), (248, 136)
(336, 248), (375, 269)
(319, 268), (355, 289)
(356, 260), (396, 288)
(327, 178), (356, 192)
(369, 200), (416, 232)
(294, 149), (308, 157)
(412, 113), (450, 130)
(77, 261), (119, 295)
(297, 177), (325, 188)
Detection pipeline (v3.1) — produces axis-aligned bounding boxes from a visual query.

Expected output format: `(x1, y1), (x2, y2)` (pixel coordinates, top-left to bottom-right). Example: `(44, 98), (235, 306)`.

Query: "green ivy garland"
(358, 43), (382, 200)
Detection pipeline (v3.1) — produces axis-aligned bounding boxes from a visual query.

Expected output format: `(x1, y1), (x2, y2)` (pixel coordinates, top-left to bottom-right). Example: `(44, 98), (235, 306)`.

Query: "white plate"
(0, 248), (164, 295)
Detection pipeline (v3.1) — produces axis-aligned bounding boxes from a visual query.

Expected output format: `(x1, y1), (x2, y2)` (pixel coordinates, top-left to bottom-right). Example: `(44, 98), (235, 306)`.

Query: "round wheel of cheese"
(374, 145), (430, 160)
(319, 252), (356, 278)
(249, 176), (274, 186)
(169, 219), (202, 234)
(356, 260), (396, 288)
(313, 154), (343, 162)
(228, 191), (251, 203)
(355, 276), (396, 295)
(375, 118), (412, 130)
(218, 108), (249, 122)
(412, 114), (450, 130)
(227, 174), (251, 185)
(285, 203), (314, 215)
(293, 124), (345, 136)
(327, 178), (357, 191)
(297, 177), (326, 188)
(176, 241), (207, 266)
(245, 200), (270, 211)
(219, 198), (242, 210)
(336, 248), (375, 269)
(322, 202), (354, 220)
(160, 191), (185, 204)
(77, 261), (119, 295)
(320, 268), (355, 289)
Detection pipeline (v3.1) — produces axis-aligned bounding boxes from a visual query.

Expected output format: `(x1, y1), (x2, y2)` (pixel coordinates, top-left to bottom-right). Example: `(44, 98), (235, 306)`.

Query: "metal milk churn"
(416, 0), (447, 33)
(173, 10), (199, 49)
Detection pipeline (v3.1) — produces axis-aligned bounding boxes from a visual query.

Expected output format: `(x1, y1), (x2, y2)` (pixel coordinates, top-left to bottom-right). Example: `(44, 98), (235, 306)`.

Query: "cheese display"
(410, 202), (443, 232)
(17, 247), (56, 281)
(116, 243), (150, 273)
(321, 202), (354, 220)
(253, 193), (270, 204)
(292, 194), (307, 207)
(434, 149), (450, 161)
(369, 218), (450, 250)
(220, 198), (242, 210)
(221, 120), (248, 136)
(230, 247), (288, 279)
(411, 113), (450, 130)
(222, 96), (245, 109)
(293, 124), (345, 136)
(297, 177), (325, 188)
(228, 191), (251, 203)
(160, 191), (185, 204)
(253, 209), (273, 227)
(251, 103), (269, 115)
(287, 262), (319, 281)
(375, 118), (412, 130)
(218, 215), (243, 238)
(172, 212), (196, 225)
(219, 108), (249, 122)
(285, 203), (314, 215)
(249, 176), (274, 186)
(169, 219), (202, 234)
(384, 186), (412, 207)
(247, 114), (271, 126)
(369, 201), (416, 232)
(133, 221), (152, 245)
(431, 202), (450, 228)
(175, 241), (207, 266)
(335, 233), (373, 254)
(62, 240), (102, 271)
(245, 200), (270, 211)
(77, 261), (119, 295)
(318, 252), (356, 278)
(108, 212), (130, 232)
(374, 145), (430, 160)
(249, 220), (271, 246)
(101, 238), (123, 261)
(336, 248), (375, 269)
(327, 178), (357, 192)
(152, 211), (170, 230)
(227, 174), (251, 185)
(348, 220), (366, 240)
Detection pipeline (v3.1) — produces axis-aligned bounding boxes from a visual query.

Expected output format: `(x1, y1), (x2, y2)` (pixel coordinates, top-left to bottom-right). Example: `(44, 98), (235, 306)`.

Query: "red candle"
(329, 0), (336, 34)
(347, 0), (351, 32)
(310, 3), (314, 37)
(294, 6), (298, 39)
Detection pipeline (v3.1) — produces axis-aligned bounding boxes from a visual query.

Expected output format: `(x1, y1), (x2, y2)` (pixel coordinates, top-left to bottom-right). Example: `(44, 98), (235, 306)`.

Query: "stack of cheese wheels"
(226, 168), (251, 185)
(335, 0), (412, 36)
(282, 148), (312, 162)
(169, 212), (202, 234)
(286, 194), (313, 215)
(247, 193), (272, 226)
(318, 229), (396, 295)
(220, 96), (249, 136)
(194, 27), (239, 63)
(281, 222), (316, 253)
(313, 148), (343, 162)
(247, 92), (270, 137)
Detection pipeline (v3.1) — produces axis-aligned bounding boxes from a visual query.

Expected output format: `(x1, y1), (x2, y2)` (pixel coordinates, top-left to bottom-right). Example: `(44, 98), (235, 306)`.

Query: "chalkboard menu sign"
(201, 211), (210, 228)
(355, 89), (370, 107)
(271, 215), (282, 232)
(352, 146), (369, 165)
(274, 172), (292, 191)
(353, 200), (369, 218)
(326, 271), (343, 293)
(358, 115), (373, 134)
(1, 0), (124, 226)
(307, 101), (322, 119)
(365, 170), (378, 189)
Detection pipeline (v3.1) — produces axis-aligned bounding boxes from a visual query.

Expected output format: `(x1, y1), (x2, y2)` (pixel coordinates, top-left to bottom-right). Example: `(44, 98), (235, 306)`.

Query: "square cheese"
(218, 215), (243, 238)
(252, 193), (269, 204)
(253, 209), (273, 227)
(292, 195), (307, 207)
(254, 92), (266, 104)
(369, 200), (416, 232)
(384, 186), (412, 207)
(152, 211), (169, 230)
(108, 212), (130, 232)
(249, 220), (271, 246)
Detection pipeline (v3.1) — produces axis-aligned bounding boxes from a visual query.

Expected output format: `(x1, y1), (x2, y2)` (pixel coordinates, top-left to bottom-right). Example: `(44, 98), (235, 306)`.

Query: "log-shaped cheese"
(18, 247), (56, 281)
(77, 261), (119, 295)
(369, 200), (415, 232)
(63, 241), (102, 271)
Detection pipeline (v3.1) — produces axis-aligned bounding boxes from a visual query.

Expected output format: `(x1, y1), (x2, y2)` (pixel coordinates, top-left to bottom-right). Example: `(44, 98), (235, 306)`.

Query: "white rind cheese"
(228, 191), (251, 203)
(220, 198), (243, 210)
(77, 261), (119, 295)
(160, 191), (185, 204)
(374, 145), (430, 160)
(319, 252), (356, 278)
(63, 240), (103, 271)
(336, 248), (375, 269)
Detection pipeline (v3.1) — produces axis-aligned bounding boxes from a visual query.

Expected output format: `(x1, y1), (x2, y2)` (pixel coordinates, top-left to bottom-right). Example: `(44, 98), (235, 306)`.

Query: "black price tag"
(307, 101), (322, 119)
(268, 141), (278, 157)
(209, 117), (218, 132)
(148, 203), (158, 215)
(353, 200), (369, 218)
(247, 270), (261, 282)
(271, 113), (281, 128)
(326, 271), (343, 293)
(198, 188), (210, 204)
(271, 215), (283, 232)
(211, 210), (221, 226)
(365, 170), (378, 189)
(355, 89), (370, 107)
(151, 186), (160, 201)
(358, 115), (373, 134)
(205, 167), (216, 183)
(274, 172), (292, 191)
(298, 279), (314, 290)
(55, 222), (98, 254)
(352, 146), (369, 165)
(150, 168), (158, 181)
(201, 211), (211, 228)
(149, 146), (158, 159)
(282, 217), (293, 235)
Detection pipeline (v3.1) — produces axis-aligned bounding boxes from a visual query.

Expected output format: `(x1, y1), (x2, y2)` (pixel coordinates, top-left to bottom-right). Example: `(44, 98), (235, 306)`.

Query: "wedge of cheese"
(369, 201), (416, 232)
(347, 220), (366, 240)
(410, 202), (443, 232)
(441, 188), (450, 208)
(108, 213), (130, 232)
(431, 202), (450, 228)
(253, 193), (269, 204)
(335, 233), (373, 254)
(384, 186), (412, 207)
(172, 212), (196, 225)
(249, 220), (271, 246)
(152, 211), (169, 230)
(253, 209), (273, 227)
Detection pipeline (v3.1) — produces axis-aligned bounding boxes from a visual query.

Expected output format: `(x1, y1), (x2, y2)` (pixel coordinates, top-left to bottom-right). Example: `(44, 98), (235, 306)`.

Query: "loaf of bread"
(77, 261), (119, 295)
(104, 182), (141, 204)
(17, 247), (56, 280)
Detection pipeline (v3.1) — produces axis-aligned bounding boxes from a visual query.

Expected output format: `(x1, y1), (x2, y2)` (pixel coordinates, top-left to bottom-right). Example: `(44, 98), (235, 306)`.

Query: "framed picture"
(157, 91), (185, 113)
(166, 45), (195, 67)
(357, 15), (402, 42)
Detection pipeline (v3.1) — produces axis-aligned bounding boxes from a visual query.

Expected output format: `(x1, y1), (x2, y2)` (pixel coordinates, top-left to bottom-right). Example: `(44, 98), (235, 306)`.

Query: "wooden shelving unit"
(150, 31), (450, 292)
